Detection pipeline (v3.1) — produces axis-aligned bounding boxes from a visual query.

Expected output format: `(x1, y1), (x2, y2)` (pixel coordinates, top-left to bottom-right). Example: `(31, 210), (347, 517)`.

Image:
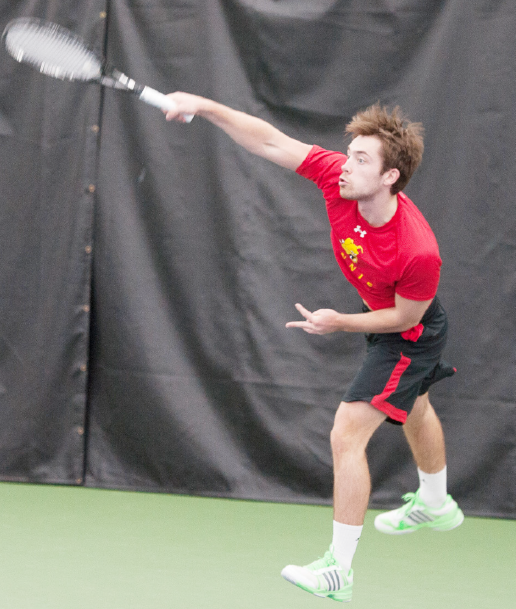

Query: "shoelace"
(400, 492), (419, 515)
(310, 550), (340, 571)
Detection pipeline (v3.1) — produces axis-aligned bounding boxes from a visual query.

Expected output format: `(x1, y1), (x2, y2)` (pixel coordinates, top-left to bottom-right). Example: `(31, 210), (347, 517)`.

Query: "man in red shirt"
(164, 96), (463, 602)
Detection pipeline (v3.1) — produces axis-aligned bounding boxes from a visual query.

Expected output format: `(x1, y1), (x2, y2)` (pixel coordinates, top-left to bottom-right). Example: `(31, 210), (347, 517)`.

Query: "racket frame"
(2, 17), (193, 120)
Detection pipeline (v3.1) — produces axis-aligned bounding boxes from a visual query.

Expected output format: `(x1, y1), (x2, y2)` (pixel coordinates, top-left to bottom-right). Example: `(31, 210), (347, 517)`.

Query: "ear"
(383, 167), (400, 187)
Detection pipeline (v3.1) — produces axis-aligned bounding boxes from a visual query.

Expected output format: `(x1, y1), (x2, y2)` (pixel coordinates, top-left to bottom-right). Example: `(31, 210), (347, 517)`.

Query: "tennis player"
(164, 95), (464, 602)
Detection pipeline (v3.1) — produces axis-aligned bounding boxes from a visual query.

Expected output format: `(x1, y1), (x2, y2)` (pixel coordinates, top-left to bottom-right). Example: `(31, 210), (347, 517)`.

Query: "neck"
(358, 192), (398, 227)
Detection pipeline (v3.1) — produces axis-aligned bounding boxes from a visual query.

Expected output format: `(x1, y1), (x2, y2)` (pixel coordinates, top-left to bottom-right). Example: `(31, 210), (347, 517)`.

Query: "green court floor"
(0, 482), (514, 608)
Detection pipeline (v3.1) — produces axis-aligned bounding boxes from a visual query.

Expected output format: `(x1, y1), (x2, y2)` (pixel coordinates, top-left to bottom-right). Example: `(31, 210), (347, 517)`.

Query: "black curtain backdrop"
(0, 0), (108, 483)
(0, 0), (514, 518)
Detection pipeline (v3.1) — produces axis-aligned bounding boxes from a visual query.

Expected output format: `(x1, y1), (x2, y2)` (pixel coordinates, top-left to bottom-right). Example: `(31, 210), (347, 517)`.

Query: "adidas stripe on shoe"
(281, 545), (353, 602)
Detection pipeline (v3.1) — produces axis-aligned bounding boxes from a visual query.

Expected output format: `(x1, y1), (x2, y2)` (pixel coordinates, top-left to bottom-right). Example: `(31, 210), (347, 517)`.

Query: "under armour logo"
(354, 225), (367, 238)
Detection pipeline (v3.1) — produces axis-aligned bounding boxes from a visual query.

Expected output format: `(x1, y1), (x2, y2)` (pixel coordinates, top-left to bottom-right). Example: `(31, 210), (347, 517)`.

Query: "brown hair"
(345, 103), (424, 194)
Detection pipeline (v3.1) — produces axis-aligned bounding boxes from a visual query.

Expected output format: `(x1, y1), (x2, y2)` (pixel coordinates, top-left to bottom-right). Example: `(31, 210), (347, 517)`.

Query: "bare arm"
(164, 92), (313, 170)
(286, 294), (432, 335)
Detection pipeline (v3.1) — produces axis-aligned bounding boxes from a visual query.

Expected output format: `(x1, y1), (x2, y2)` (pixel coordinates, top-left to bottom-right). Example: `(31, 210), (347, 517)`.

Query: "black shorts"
(342, 297), (456, 425)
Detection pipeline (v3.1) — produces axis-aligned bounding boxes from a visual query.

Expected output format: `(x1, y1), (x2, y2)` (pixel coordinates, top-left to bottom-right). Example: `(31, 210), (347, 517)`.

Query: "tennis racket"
(2, 17), (193, 122)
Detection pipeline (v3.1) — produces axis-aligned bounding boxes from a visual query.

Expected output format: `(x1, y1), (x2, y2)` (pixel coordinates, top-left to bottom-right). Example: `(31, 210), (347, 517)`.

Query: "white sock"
(418, 466), (447, 508)
(331, 521), (363, 572)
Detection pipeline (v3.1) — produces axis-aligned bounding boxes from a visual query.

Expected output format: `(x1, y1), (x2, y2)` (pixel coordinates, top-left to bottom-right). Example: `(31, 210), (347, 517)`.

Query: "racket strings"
(4, 21), (102, 81)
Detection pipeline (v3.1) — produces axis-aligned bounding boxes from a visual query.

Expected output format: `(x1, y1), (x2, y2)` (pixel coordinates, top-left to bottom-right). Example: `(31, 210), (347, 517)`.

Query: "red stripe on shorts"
(371, 353), (411, 424)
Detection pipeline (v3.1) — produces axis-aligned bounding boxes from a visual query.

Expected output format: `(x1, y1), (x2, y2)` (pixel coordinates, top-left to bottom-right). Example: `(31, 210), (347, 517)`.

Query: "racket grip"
(139, 86), (194, 122)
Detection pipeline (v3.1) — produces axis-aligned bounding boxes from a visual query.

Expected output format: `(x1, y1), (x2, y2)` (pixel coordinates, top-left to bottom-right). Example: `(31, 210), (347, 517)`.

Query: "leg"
(403, 392), (446, 473)
(331, 400), (386, 525)
(281, 400), (385, 602)
(375, 392), (464, 534)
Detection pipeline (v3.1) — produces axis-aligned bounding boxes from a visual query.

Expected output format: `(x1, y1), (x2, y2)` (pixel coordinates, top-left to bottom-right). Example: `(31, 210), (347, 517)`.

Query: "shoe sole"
(302, 584), (352, 603)
(375, 509), (465, 535)
(282, 572), (352, 603)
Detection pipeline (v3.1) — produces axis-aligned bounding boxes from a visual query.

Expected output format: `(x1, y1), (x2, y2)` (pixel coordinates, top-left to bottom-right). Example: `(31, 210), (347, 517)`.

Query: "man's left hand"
(286, 303), (343, 334)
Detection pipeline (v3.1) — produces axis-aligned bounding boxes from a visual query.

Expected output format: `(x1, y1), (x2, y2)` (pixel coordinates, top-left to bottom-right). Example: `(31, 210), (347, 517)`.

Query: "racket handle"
(139, 86), (194, 122)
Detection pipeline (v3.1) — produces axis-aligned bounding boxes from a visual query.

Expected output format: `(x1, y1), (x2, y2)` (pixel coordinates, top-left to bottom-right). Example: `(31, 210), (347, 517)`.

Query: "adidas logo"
(405, 510), (435, 525)
(319, 569), (343, 592)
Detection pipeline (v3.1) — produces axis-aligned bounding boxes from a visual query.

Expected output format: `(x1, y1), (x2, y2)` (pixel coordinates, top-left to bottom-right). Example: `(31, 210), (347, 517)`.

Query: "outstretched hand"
(286, 303), (343, 335)
(163, 91), (203, 122)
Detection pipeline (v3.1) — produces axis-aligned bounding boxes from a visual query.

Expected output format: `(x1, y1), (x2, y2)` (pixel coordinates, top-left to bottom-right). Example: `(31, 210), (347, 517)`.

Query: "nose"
(341, 159), (350, 173)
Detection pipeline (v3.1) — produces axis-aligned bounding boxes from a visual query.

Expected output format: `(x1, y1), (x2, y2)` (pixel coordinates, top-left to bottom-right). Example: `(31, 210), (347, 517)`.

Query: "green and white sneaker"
(374, 489), (464, 535)
(281, 545), (353, 602)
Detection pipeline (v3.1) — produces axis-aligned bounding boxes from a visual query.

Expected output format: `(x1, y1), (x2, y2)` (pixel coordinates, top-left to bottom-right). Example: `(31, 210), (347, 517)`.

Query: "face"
(339, 135), (397, 201)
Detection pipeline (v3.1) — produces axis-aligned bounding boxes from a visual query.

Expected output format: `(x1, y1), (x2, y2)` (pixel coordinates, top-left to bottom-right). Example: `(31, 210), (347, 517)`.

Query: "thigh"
(334, 399), (387, 433)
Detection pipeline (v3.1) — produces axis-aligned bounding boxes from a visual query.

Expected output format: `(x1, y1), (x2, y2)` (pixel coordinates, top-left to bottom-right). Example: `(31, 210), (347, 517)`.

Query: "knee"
(330, 428), (353, 460)
(330, 401), (380, 456)
(330, 413), (351, 456)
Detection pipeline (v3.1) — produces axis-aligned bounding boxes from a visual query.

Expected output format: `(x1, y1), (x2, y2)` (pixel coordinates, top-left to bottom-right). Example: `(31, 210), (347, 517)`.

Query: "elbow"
(401, 318), (422, 332)
(391, 308), (424, 333)
(398, 317), (423, 333)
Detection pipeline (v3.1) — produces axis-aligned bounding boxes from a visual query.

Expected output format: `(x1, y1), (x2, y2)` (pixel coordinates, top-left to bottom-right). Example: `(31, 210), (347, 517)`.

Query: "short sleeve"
(395, 253), (441, 301)
(296, 145), (346, 201)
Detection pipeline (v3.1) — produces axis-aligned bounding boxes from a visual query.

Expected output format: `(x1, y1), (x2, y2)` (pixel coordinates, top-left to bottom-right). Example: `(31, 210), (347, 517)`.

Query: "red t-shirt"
(296, 145), (441, 311)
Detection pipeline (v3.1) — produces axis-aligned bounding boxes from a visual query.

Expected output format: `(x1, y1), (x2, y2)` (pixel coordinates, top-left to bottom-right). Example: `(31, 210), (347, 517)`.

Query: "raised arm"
(164, 92), (313, 171)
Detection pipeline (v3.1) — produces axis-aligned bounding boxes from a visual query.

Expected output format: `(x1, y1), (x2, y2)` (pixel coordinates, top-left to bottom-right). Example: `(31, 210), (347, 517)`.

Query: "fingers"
(294, 303), (312, 319)
(165, 111), (181, 121)
(163, 92), (200, 122)
(285, 320), (308, 329)
(285, 321), (316, 334)
(166, 112), (187, 123)
(164, 102), (181, 122)
(286, 303), (313, 331)
(163, 93), (188, 121)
